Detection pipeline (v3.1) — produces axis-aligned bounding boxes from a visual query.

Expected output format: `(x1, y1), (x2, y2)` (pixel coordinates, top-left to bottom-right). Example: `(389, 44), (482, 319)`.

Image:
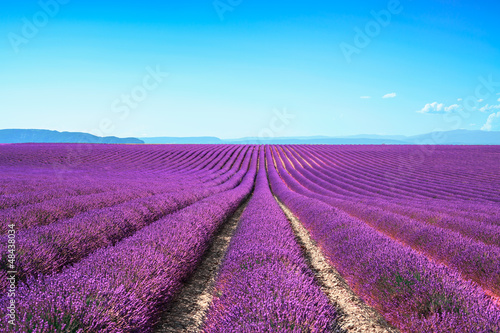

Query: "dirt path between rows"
(275, 197), (399, 333)
(154, 196), (251, 333)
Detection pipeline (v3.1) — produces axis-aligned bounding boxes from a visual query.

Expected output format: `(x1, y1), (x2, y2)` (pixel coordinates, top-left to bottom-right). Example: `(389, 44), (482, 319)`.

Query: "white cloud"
(445, 104), (461, 112)
(457, 98), (463, 101)
(417, 102), (462, 114)
(418, 102), (445, 114)
(360, 96), (371, 99)
(478, 99), (484, 103)
(383, 93), (397, 99)
(479, 104), (500, 113)
(498, 97), (500, 102)
(481, 112), (500, 131)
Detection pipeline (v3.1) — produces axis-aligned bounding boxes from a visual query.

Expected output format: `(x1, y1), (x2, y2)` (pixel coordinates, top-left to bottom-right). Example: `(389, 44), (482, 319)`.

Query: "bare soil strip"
(154, 196), (251, 333)
(275, 197), (399, 333)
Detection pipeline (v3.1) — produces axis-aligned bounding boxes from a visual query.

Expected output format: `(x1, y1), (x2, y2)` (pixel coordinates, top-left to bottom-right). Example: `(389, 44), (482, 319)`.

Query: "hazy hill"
(141, 137), (223, 144)
(0, 129), (144, 144)
(406, 130), (500, 145)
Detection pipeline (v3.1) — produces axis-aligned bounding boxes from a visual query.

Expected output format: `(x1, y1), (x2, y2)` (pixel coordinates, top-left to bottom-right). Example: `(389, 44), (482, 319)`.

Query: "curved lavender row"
(376, 198), (500, 225)
(0, 175), (197, 211)
(0, 145), (242, 208)
(333, 201), (500, 295)
(109, 145), (230, 180)
(267, 146), (500, 333)
(336, 194), (500, 228)
(296, 146), (494, 202)
(155, 145), (224, 173)
(0, 148), (258, 332)
(276, 146), (500, 295)
(289, 146), (408, 199)
(0, 147), (218, 209)
(345, 198), (500, 246)
(305, 147), (459, 199)
(298, 146), (500, 212)
(203, 150), (337, 333)
(314, 145), (500, 189)
(298, 146), (500, 239)
(291, 146), (429, 200)
(0, 174), (54, 195)
(0, 147), (255, 291)
(309, 145), (500, 201)
(141, 145), (243, 183)
(285, 147), (500, 247)
(0, 187), (173, 234)
(0, 182), (111, 209)
(0, 144), (234, 194)
(0, 146), (247, 234)
(195, 145), (247, 182)
(329, 146), (500, 200)
(0, 143), (204, 171)
(167, 145), (229, 177)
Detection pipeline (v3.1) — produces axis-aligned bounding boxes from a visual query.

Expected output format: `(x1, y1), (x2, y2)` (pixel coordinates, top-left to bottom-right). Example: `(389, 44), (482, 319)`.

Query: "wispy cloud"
(481, 112), (500, 131)
(446, 104), (462, 112)
(457, 98), (463, 101)
(479, 104), (500, 113)
(360, 96), (371, 99)
(382, 93), (396, 99)
(478, 99), (484, 103)
(417, 102), (461, 114)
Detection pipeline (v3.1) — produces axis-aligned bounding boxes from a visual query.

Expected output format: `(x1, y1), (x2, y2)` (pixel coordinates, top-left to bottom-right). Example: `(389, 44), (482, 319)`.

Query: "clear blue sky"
(1, 0), (499, 138)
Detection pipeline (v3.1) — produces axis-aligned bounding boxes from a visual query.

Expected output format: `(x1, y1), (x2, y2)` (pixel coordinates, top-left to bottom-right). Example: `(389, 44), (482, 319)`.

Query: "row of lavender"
(0, 147), (259, 331)
(203, 150), (338, 332)
(267, 145), (500, 332)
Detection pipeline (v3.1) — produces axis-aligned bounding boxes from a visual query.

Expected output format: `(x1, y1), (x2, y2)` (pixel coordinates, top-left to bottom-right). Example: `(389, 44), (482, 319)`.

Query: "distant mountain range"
(141, 130), (500, 145)
(0, 129), (144, 144)
(141, 136), (223, 144)
(219, 130), (500, 145)
(1, 129), (499, 145)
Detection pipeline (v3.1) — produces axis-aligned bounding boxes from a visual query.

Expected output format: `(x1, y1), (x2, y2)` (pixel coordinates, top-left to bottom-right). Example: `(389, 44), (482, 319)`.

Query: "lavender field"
(1, 143), (500, 332)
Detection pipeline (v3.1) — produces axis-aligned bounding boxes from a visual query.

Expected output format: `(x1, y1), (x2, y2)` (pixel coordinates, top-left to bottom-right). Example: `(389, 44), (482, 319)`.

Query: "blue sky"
(1, 0), (499, 138)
